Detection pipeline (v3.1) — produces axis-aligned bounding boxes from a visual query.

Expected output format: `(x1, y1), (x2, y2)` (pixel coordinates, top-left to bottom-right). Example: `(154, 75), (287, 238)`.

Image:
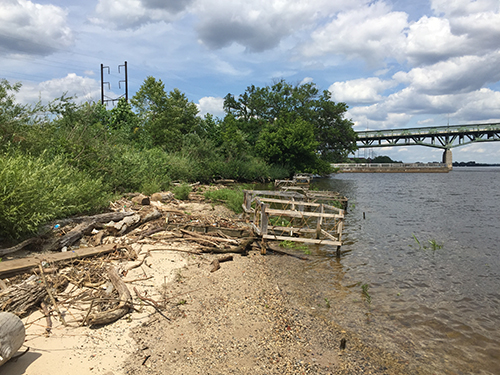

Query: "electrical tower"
(100, 61), (128, 106)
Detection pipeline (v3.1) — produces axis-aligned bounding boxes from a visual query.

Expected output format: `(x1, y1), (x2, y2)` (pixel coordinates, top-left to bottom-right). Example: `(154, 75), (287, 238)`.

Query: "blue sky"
(1, 0), (500, 163)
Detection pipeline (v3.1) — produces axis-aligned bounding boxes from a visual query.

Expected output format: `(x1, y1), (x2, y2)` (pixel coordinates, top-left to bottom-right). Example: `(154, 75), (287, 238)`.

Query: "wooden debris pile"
(0, 190), (254, 331)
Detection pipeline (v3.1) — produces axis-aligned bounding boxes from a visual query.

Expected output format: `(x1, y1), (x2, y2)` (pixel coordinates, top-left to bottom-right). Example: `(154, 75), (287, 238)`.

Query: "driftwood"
(0, 244), (117, 278)
(201, 237), (256, 255)
(0, 237), (41, 257)
(0, 312), (25, 366)
(0, 276), (47, 317)
(210, 255), (234, 272)
(85, 266), (132, 326)
(46, 211), (135, 252)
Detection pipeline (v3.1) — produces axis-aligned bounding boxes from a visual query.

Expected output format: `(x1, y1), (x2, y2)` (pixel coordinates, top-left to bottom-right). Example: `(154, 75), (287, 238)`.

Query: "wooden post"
(0, 312), (25, 366)
(260, 203), (269, 255)
(316, 204), (324, 239)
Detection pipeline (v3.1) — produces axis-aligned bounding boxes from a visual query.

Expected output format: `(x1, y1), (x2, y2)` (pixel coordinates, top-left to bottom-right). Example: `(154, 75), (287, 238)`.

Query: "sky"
(1, 0), (500, 163)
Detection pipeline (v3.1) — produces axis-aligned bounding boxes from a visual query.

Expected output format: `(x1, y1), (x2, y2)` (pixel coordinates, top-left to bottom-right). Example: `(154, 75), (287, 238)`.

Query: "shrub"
(0, 152), (111, 240)
(172, 183), (192, 200)
(204, 188), (244, 213)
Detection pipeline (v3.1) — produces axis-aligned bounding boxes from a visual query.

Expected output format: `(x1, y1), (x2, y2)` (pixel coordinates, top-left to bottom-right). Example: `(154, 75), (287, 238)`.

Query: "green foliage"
(204, 188), (244, 213)
(173, 183), (192, 200)
(412, 234), (443, 251)
(223, 79), (358, 169)
(256, 115), (319, 173)
(270, 217), (291, 227)
(279, 240), (310, 253)
(0, 152), (111, 240)
(372, 155), (401, 163)
(131, 77), (201, 152)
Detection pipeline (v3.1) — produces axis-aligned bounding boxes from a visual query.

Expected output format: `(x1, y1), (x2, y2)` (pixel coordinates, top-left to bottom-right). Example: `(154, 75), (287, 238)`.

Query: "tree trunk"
(0, 312), (25, 366)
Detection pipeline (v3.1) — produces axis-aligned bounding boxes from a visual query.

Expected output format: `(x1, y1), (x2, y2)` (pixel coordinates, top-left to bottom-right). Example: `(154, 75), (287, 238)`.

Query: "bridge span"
(355, 123), (500, 168)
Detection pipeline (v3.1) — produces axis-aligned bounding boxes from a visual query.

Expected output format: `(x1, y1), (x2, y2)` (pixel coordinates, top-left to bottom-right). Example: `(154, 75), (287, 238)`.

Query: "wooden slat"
(266, 208), (344, 219)
(262, 234), (342, 246)
(0, 244), (117, 277)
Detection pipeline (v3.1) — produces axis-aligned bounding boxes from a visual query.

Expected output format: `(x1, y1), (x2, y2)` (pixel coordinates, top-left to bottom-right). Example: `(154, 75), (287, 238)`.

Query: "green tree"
(255, 115), (319, 173)
(223, 79), (357, 171)
(131, 77), (202, 151)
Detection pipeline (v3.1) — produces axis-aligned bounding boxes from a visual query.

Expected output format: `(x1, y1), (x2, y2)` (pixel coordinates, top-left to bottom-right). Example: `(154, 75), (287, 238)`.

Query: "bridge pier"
(443, 149), (453, 170)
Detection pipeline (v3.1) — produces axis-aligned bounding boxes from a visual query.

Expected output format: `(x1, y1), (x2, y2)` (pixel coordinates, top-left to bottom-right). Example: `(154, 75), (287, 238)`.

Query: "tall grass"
(0, 152), (111, 240)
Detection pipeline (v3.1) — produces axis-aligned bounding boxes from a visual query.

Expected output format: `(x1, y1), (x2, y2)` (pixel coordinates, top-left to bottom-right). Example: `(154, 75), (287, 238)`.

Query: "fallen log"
(85, 266), (132, 326)
(0, 312), (25, 367)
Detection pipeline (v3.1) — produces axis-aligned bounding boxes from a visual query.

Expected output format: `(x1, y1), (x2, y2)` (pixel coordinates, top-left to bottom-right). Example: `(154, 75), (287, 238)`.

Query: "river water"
(296, 168), (500, 374)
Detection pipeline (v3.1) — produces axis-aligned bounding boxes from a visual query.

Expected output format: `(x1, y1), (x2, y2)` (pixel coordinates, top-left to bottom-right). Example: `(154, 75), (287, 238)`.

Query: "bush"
(172, 183), (192, 200)
(0, 152), (111, 240)
(204, 188), (244, 213)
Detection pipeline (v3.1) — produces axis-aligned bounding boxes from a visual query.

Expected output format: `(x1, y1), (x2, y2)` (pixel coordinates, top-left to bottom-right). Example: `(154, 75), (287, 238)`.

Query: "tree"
(131, 77), (202, 151)
(255, 115), (319, 173)
(223, 79), (358, 172)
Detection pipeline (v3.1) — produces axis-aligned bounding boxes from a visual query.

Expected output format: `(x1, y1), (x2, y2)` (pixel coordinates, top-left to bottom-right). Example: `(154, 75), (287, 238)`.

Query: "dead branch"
(133, 287), (170, 321)
(38, 264), (67, 326)
(85, 266), (132, 326)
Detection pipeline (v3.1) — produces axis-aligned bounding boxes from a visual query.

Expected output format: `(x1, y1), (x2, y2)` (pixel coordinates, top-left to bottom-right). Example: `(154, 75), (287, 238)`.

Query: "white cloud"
(329, 77), (397, 104)
(405, 16), (469, 65)
(92, 0), (191, 29)
(303, 2), (408, 66)
(17, 74), (100, 104)
(431, 0), (499, 18)
(0, 0), (73, 56)
(394, 52), (500, 95)
(194, 0), (366, 52)
(197, 96), (224, 117)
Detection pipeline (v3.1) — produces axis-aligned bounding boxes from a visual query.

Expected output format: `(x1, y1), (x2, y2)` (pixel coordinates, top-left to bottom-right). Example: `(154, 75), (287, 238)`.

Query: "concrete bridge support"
(443, 149), (453, 169)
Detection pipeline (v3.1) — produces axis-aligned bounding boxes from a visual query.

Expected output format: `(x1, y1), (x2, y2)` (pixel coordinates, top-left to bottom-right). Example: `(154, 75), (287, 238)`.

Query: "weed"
(325, 297), (331, 309)
(428, 239), (443, 250)
(280, 240), (310, 254)
(412, 234), (443, 250)
(176, 299), (187, 305)
(361, 283), (372, 305)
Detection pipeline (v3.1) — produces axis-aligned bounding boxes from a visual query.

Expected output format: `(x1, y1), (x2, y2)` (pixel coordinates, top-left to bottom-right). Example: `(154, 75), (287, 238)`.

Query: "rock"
(132, 194), (150, 205)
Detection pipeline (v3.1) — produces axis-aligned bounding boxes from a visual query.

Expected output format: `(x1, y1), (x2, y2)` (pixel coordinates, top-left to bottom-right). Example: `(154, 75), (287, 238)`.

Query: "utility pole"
(100, 61), (128, 106)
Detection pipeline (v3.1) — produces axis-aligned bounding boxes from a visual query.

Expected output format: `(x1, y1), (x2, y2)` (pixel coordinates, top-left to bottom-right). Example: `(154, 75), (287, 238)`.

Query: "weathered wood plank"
(266, 208), (344, 219)
(262, 234), (342, 246)
(0, 244), (117, 277)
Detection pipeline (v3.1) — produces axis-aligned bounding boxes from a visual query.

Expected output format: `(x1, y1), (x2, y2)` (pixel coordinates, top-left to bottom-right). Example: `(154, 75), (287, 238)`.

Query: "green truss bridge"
(356, 123), (500, 168)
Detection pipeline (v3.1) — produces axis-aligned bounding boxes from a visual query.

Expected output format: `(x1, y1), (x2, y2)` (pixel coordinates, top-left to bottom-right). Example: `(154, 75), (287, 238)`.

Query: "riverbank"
(123, 250), (428, 375)
(1, 191), (428, 374)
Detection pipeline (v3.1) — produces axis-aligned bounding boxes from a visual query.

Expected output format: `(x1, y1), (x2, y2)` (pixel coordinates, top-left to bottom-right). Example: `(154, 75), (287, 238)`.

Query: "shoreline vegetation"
(1, 77), (356, 244)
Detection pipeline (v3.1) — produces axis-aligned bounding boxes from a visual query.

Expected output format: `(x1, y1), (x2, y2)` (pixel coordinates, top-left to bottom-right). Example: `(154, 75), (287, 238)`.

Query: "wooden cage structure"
(243, 190), (346, 251)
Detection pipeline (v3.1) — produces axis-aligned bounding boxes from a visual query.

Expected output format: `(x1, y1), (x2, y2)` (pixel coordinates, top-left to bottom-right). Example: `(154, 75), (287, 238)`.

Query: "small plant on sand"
(325, 297), (331, 309)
